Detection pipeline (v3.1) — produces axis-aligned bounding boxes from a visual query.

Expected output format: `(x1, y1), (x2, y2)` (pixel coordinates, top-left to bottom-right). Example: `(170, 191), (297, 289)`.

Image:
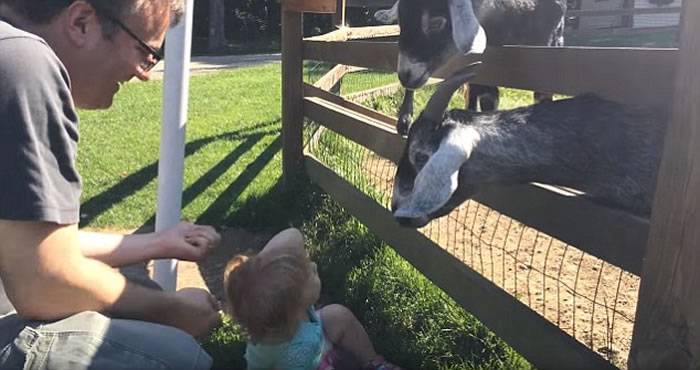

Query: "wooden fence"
(280, 0), (700, 368)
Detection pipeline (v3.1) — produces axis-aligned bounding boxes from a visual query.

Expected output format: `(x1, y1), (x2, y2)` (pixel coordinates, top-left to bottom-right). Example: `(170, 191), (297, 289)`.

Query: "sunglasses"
(100, 12), (164, 72)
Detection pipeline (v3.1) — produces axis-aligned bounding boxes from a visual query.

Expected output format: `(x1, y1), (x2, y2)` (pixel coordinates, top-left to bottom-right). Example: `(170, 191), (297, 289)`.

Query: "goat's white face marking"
(467, 25), (487, 54)
(393, 126), (481, 221)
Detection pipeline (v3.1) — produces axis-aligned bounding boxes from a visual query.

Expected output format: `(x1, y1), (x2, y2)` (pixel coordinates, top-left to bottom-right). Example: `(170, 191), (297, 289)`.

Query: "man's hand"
(167, 288), (222, 338)
(155, 222), (221, 262)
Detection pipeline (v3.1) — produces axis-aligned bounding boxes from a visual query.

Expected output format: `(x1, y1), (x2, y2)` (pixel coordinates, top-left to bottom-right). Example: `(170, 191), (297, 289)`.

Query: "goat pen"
(280, 0), (699, 368)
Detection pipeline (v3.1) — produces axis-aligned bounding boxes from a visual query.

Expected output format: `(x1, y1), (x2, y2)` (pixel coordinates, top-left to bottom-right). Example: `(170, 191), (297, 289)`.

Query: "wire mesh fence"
(302, 66), (642, 368)
(566, 0), (682, 47)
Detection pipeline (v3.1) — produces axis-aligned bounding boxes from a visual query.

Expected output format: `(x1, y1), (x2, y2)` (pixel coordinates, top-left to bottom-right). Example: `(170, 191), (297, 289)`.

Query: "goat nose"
(398, 70), (421, 90)
(394, 215), (429, 228)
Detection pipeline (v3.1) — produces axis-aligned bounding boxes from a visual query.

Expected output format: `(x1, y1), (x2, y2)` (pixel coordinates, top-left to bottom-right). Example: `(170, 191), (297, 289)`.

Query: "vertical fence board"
(629, 1), (700, 368)
(282, 9), (304, 183)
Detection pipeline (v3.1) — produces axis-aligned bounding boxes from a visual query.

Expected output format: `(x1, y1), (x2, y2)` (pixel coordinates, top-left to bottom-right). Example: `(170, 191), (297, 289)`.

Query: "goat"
(376, 0), (566, 135)
(391, 67), (665, 228)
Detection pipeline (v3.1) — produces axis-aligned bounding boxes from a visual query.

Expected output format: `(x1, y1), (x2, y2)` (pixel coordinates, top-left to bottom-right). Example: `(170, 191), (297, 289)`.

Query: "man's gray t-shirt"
(0, 20), (82, 314)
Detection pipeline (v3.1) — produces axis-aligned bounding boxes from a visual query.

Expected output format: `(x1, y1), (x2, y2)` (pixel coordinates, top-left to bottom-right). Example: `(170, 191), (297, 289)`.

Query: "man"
(0, 1), (222, 368)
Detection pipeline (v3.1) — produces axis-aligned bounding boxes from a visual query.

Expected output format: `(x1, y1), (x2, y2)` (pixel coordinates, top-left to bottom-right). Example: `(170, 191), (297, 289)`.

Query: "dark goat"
(391, 68), (665, 228)
(376, 0), (566, 135)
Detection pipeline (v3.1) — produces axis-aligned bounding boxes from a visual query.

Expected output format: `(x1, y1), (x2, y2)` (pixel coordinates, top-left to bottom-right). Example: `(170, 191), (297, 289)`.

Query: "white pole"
(153, 0), (194, 291)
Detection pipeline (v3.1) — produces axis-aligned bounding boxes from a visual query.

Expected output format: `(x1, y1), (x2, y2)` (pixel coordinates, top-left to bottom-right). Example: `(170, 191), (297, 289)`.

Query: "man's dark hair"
(0, 0), (184, 29)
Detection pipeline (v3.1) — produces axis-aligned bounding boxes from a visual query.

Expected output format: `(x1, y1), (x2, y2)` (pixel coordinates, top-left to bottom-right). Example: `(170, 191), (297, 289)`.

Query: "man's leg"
(1, 311), (211, 370)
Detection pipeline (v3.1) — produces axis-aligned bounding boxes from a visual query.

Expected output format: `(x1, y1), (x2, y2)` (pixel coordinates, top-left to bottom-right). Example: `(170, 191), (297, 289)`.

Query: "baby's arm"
(259, 228), (305, 257)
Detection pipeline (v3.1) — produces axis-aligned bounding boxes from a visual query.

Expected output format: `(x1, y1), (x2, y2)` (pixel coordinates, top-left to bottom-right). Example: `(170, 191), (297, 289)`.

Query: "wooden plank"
(282, 10), (305, 182)
(629, 1), (700, 368)
(304, 94), (649, 273)
(437, 46), (678, 112)
(304, 83), (397, 126)
(344, 76), (442, 103)
(304, 39), (398, 71)
(345, 0), (396, 7)
(305, 156), (616, 370)
(567, 25), (679, 38)
(282, 0), (336, 13)
(343, 25), (399, 40)
(313, 64), (350, 92)
(568, 6), (682, 17)
(473, 183), (649, 275)
(305, 26), (399, 42)
(304, 96), (404, 161)
(304, 41), (676, 110)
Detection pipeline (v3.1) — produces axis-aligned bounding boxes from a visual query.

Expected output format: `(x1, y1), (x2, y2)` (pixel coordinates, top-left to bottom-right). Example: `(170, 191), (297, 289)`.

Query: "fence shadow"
(79, 120), (280, 227)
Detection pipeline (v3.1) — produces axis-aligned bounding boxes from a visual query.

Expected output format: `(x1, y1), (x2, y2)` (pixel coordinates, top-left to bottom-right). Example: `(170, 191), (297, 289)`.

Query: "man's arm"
(0, 220), (220, 337)
(78, 222), (220, 267)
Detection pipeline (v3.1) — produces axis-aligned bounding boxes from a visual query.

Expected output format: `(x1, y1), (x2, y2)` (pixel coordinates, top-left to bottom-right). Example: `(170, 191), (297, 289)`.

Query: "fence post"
(332, 0), (346, 27)
(629, 2), (700, 368)
(281, 6), (304, 186)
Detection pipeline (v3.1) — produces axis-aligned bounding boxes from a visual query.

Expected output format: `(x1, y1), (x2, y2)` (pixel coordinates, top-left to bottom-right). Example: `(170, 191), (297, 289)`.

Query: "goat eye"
(414, 153), (429, 167)
(428, 17), (447, 34)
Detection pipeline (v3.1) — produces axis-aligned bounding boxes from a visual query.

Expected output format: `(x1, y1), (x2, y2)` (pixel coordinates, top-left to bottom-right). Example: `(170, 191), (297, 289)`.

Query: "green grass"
(78, 65), (531, 369)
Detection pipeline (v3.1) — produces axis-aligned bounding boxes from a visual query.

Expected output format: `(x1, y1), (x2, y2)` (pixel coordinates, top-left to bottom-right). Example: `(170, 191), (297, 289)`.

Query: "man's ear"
(63, 1), (101, 48)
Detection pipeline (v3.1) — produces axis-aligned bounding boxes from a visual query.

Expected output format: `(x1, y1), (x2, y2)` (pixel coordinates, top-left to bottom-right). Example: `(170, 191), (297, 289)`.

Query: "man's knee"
(37, 311), (211, 370)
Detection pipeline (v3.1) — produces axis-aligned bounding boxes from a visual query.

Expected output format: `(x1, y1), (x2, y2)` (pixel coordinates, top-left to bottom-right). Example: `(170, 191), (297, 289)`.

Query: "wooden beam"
(304, 95), (404, 161)
(282, 9), (304, 184)
(304, 92), (648, 274)
(304, 41), (677, 111)
(305, 26), (399, 42)
(438, 46), (678, 112)
(474, 183), (649, 275)
(305, 156), (616, 370)
(345, 0), (395, 7)
(282, 0), (336, 13)
(304, 39), (398, 72)
(567, 6), (682, 17)
(304, 83), (397, 126)
(312, 64), (350, 92)
(629, 1), (700, 368)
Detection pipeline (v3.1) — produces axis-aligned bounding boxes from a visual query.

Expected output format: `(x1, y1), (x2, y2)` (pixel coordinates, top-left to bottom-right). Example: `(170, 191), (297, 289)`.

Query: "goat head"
(392, 66), (481, 227)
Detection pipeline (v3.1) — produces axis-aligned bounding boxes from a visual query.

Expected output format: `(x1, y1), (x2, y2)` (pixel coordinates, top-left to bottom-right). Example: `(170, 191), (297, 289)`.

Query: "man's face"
(71, 3), (170, 109)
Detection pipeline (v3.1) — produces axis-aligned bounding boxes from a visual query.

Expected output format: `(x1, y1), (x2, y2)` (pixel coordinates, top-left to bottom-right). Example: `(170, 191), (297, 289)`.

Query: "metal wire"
(303, 68), (642, 366)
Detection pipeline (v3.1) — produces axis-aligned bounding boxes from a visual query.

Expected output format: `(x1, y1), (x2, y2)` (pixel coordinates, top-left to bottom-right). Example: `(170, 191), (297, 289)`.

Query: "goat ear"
(374, 1), (399, 24)
(393, 128), (479, 219)
(448, 0), (486, 54)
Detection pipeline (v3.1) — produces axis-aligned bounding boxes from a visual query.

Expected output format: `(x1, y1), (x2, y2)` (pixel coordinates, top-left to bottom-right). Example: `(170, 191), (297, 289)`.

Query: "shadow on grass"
(79, 120), (280, 228)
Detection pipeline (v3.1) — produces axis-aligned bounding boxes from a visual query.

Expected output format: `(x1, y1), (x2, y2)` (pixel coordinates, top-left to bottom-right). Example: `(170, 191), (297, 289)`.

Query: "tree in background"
(209, 0), (227, 51)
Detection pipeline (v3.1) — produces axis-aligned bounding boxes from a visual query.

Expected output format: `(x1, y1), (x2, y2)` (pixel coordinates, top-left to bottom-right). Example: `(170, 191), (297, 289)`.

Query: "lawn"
(78, 64), (532, 369)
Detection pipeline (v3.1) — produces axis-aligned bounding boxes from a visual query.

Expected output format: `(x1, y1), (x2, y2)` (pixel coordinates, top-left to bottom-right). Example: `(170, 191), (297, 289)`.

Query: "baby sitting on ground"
(224, 228), (402, 370)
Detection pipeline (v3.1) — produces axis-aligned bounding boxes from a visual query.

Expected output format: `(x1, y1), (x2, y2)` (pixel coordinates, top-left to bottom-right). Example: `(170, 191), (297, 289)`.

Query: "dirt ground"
(161, 228), (272, 302)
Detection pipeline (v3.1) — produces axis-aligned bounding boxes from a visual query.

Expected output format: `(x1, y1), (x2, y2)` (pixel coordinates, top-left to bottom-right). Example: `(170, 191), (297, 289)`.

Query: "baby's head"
(223, 228), (320, 341)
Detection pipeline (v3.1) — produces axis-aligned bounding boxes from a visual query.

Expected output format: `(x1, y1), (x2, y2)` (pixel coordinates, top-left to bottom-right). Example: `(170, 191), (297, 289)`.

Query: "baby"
(224, 228), (402, 370)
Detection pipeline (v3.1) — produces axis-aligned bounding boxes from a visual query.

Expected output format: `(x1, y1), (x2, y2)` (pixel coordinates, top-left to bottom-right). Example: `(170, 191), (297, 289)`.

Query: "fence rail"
(281, 0), (700, 367)
(305, 39), (678, 111)
(306, 155), (616, 369)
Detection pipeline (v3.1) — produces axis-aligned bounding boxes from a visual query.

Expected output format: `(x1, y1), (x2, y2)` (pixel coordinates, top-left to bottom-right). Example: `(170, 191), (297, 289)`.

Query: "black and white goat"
(391, 67), (665, 228)
(376, 0), (566, 134)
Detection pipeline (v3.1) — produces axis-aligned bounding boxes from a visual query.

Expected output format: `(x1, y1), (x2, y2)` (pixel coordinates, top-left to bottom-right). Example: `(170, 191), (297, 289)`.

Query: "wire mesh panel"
(302, 66), (641, 367)
(566, 0), (682, 47)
